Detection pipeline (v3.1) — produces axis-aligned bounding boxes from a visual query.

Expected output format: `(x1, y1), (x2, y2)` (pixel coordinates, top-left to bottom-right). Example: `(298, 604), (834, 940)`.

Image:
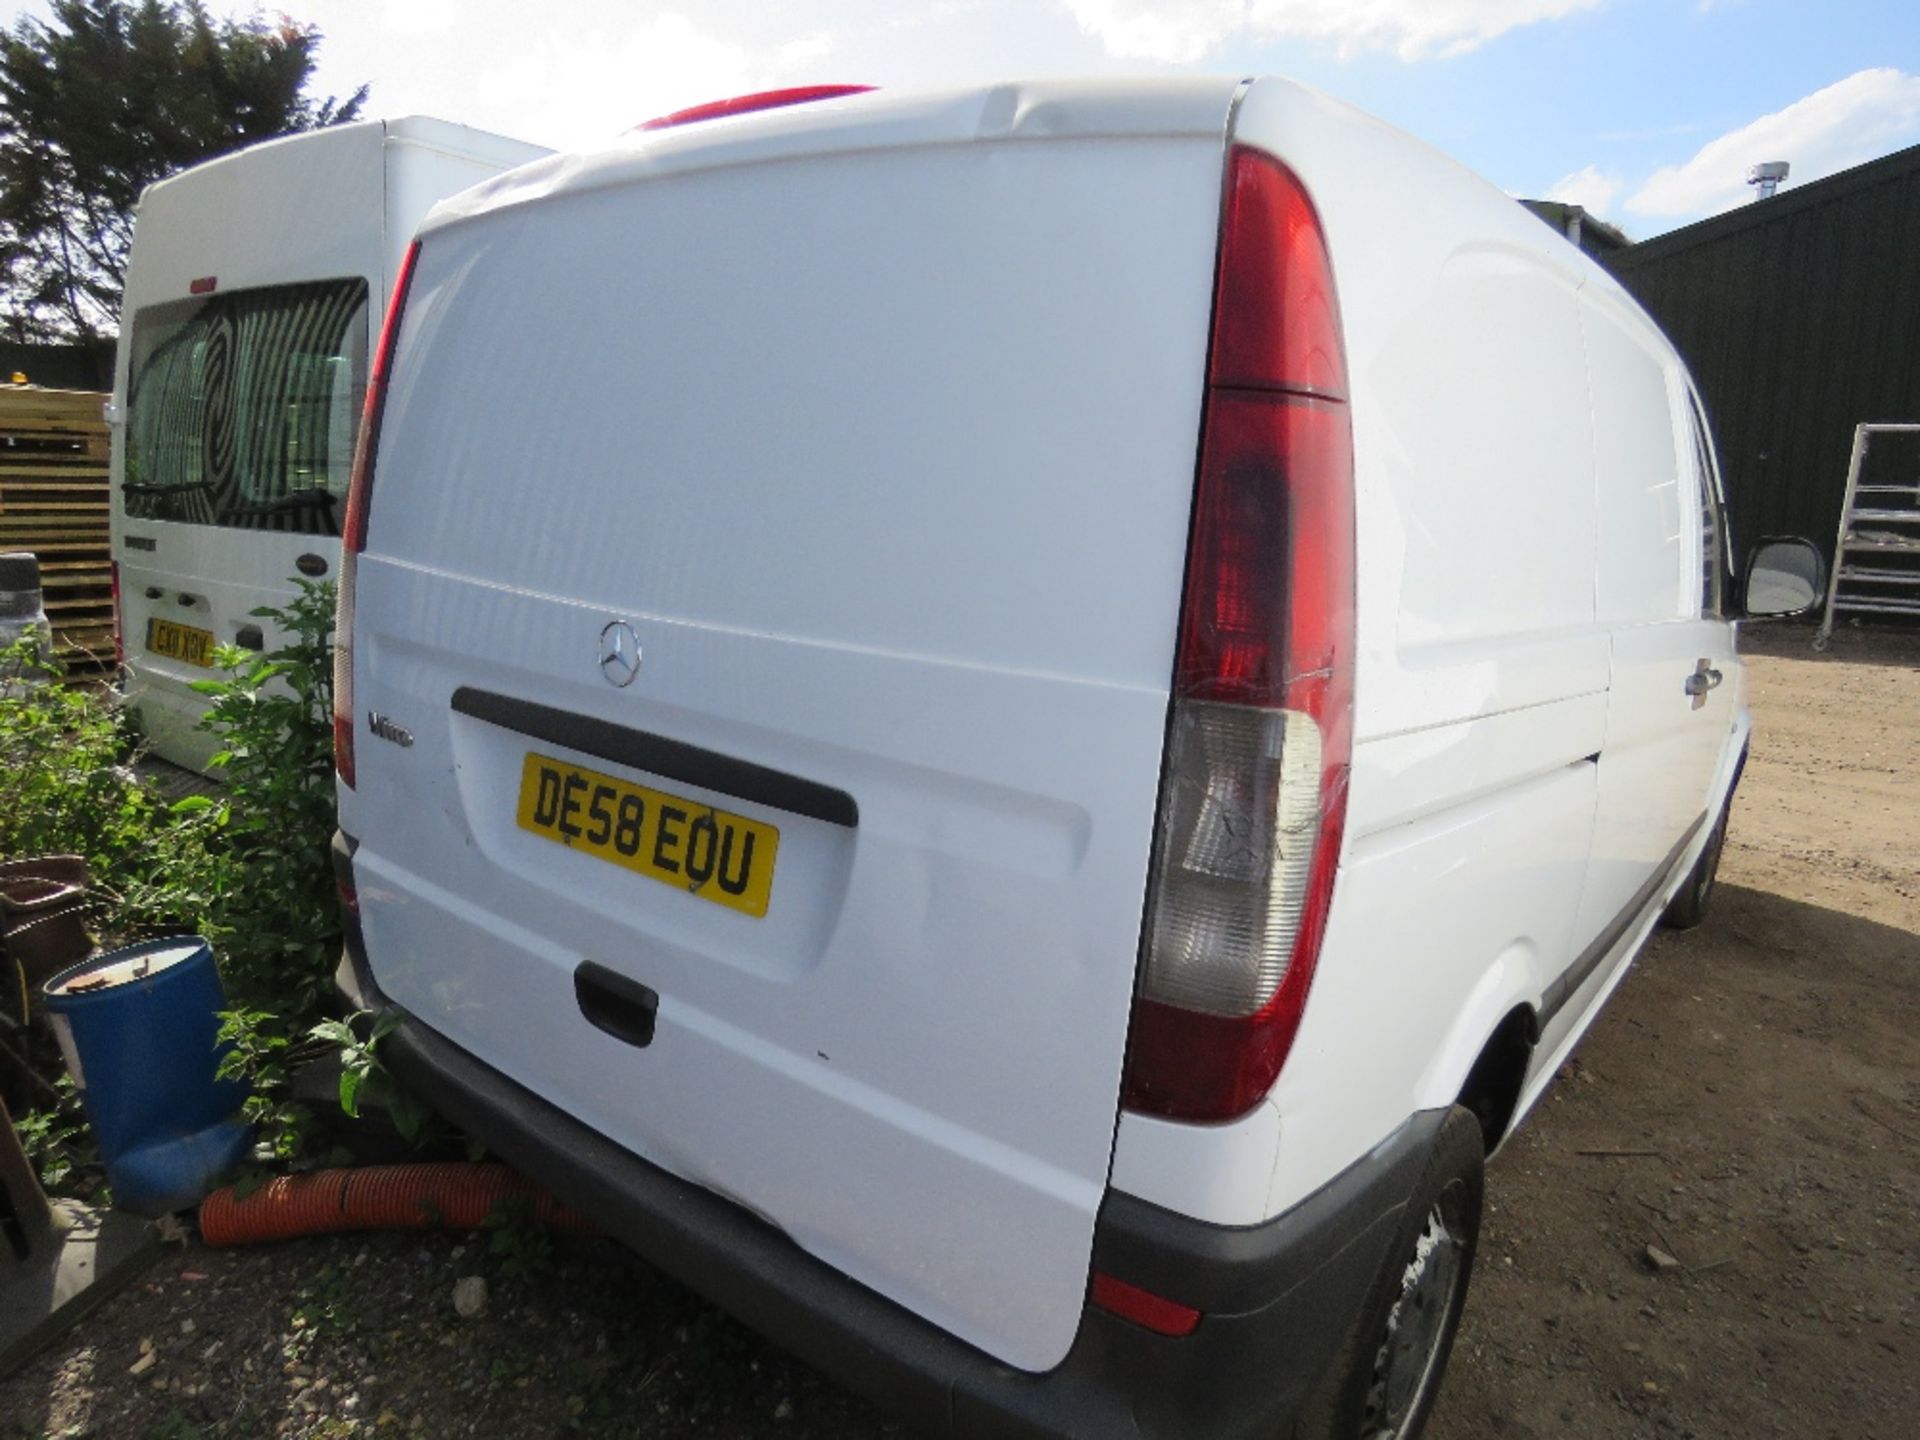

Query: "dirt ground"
(4, 624), (1916, 1440)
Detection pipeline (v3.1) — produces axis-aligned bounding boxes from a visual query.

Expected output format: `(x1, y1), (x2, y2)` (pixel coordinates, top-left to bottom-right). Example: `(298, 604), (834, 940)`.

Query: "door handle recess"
(574, 961), (657, 1048)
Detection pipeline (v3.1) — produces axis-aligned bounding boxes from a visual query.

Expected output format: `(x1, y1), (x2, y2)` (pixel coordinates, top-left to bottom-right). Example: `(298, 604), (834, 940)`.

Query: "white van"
(111, 117), (549, 772)
(330, 80), (1823, 1437)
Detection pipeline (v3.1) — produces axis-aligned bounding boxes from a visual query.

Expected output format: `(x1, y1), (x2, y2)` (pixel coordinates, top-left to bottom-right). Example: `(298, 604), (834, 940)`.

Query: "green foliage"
(214, 1004), (311, 1163)
(310, 1008), (433, 1144)
(0, 0), (368, 340)
(11, 1073), (97, 1192)
(190, 579), (342, 1017)
(0, 635), (225, 941)
(196, 581), (436, 1170)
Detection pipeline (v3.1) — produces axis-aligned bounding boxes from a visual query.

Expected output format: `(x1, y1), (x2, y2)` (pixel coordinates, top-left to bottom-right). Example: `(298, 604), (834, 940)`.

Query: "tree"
(0, 2), (367, 342)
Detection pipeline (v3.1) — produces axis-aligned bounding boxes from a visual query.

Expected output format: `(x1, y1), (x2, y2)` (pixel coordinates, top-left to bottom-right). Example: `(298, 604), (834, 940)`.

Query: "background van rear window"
(123, 278), (370, 534)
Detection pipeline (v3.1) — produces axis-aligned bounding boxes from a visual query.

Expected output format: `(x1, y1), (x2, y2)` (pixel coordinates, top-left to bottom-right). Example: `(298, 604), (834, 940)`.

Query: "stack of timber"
(0, 385), (113, 672)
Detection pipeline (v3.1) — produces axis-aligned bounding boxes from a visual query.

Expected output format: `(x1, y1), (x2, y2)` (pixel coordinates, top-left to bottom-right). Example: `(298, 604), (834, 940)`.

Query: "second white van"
(330, 79), (1823, 1437)
(112, 117), (549, 772)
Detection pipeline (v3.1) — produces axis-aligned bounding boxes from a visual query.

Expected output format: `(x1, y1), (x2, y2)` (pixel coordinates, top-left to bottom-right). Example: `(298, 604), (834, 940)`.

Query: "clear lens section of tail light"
(1143, 703), (1322, 1017)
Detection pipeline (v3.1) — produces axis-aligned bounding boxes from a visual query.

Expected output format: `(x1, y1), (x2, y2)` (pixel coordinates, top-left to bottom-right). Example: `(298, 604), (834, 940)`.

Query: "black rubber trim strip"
(1094, 1110), (1445, 1314)
(450, 687), (857, 829)
(1540, 812), (1705, 1025)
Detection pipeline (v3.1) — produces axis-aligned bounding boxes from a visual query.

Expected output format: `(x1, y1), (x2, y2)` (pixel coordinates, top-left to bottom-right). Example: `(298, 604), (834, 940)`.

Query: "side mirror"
(1741, 537), (1827, 620)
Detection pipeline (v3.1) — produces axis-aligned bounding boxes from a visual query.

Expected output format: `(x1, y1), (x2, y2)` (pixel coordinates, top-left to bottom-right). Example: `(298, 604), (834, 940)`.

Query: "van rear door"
(343, 81), (1239, 1369)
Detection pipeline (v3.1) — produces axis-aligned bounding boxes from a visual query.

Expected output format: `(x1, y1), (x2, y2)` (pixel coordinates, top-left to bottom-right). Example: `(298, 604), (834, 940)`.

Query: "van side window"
(1586, 304), (1688, 625)
(1686, 398), (1729, 619)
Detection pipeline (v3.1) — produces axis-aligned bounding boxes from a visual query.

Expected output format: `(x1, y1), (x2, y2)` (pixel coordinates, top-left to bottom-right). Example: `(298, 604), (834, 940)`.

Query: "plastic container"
(0, 550), (50, 684)
(42, 937), (252, 1216)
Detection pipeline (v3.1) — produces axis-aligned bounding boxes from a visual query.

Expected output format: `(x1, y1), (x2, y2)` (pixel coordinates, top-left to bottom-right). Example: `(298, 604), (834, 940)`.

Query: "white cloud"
(1627, 67), (1920, 220)
(1060, 0), (1605, 64)
(1544, 163), (1623, 216)
(477, 12), (783, 141)
(308, 3), (853, 150)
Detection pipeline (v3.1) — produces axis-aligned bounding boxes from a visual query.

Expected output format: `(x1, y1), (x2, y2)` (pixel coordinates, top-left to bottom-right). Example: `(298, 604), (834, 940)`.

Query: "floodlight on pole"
(1748, 161), (1790, 200)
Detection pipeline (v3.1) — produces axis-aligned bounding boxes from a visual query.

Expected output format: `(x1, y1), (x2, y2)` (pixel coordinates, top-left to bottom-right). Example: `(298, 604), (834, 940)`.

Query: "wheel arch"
(1413, 947), (1541, 1154)
(1455, 1005), (1538, 1154)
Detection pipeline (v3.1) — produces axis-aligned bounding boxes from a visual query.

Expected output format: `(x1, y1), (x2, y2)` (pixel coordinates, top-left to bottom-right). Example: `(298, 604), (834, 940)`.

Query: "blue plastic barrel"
(42, 937), (253, 1216)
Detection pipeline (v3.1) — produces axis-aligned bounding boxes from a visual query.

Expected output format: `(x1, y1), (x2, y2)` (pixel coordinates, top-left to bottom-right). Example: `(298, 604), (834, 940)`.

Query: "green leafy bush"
(191, 579), (342, 1018)
(0, 636), (225, 942)
(12, 1074), (96, 1192)
(214, 1005), (315, 1164)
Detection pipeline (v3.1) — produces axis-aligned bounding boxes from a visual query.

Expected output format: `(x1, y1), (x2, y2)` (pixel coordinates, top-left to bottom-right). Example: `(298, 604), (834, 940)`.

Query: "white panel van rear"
(334, 78), (1804, 1439)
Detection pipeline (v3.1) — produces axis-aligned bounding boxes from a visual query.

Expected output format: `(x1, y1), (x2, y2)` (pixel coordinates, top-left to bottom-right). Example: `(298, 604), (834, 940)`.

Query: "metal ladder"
(1814, 422), (1920, 649)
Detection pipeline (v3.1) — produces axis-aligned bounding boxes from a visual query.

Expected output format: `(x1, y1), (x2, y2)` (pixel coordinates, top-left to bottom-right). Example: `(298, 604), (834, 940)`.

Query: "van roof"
(139, 116), (548, 208)
(420, 76), (1248, 236)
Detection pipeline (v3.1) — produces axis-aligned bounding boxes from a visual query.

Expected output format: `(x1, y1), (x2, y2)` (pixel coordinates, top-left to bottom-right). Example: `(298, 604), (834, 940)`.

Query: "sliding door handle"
(1684, 660), (1724, 699)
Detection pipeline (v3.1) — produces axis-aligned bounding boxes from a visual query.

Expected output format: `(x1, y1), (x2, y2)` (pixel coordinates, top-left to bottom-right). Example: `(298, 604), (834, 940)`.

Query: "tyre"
(1297, 1105), (1484, 1440)
(1661, 803), (1729, 931)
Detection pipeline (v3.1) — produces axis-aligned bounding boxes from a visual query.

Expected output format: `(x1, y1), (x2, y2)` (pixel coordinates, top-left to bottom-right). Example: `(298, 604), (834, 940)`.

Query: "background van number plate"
(514, 752), (778, 918)
(147, 617), (215, 667)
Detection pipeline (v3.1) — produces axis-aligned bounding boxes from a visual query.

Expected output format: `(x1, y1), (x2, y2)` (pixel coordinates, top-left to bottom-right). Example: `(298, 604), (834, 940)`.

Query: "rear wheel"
(1661, 804), (1729, 931)
(1298, 1106), (1483, 1440)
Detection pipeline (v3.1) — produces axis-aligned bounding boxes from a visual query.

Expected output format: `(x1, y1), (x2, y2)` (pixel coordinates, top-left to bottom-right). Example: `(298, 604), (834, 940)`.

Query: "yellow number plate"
(514, 752), (780, 918)
(147, 617), (216, 667)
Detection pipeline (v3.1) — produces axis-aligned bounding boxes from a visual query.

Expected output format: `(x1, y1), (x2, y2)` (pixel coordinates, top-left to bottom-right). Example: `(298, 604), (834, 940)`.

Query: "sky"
(6, 0), (1919, 238)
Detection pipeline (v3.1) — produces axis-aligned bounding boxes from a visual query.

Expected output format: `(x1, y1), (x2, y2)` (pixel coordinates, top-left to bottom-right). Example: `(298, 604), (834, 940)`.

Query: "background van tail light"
(1121, 146), (1355, 1124)
(333, 238), (421, 789)
(109, 559), (124, 667)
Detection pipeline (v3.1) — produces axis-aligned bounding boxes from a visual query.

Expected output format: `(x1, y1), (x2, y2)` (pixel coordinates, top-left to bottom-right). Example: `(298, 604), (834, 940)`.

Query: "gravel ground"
(4, 623), (1915, 1440)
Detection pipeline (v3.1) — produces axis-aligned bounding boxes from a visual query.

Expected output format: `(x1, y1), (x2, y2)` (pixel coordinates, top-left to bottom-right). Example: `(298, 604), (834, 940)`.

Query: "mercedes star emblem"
(598, 619), (643, 688)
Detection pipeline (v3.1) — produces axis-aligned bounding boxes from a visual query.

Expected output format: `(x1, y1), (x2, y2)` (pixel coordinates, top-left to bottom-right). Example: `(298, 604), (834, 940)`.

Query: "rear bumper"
(122, 662), (220, 773)
(334, 830), (1439, 1438)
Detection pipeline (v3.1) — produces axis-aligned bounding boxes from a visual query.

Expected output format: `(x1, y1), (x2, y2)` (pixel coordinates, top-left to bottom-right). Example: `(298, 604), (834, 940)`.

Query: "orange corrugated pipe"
(199, 1162), (598, 1247)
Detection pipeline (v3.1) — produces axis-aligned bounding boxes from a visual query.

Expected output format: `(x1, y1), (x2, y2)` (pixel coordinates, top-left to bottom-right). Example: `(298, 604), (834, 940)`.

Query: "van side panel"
(1540, 284), (1737, 1066)
(1112, 79), (1608, 1222)
(1571, 289), (1708, 951)
(349, 127), (1229, 1370)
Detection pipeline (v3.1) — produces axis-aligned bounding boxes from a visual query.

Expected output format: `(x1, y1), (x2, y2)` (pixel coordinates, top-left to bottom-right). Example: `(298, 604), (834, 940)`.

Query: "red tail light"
(1121, 146), (1355, 1123)
(639, 85), (874, 132)
(334, 239), (422, 788)
(109, 559), (124, 668)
